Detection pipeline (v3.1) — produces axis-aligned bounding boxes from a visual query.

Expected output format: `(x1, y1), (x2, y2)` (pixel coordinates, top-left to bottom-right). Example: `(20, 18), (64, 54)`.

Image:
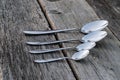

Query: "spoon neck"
(60, 57), (71, 59)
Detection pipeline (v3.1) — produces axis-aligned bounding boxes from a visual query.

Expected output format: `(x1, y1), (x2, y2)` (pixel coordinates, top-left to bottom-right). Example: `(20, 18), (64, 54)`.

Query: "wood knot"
(49, 10), (62, 14)
(47, 0), (61, 2)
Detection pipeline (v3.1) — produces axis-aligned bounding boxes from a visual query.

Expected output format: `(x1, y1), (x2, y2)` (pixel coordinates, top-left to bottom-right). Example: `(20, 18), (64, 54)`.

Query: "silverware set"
(24, 20), (108, 63)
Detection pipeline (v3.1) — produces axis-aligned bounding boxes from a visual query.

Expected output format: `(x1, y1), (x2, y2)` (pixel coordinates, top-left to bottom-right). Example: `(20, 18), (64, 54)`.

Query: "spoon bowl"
(81, 20), (108, 33)
(76, 42), (96, 51)
(71, 50), (89, 60)
(82, 31), (107, 42)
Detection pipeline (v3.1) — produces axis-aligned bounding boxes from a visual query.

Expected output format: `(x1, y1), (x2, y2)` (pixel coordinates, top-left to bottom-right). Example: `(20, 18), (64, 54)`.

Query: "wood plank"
(38, 0), (120, 80)
(86, 0), (120, 40)
(0, 0), (76, 80)
(0, 65), (2, 80)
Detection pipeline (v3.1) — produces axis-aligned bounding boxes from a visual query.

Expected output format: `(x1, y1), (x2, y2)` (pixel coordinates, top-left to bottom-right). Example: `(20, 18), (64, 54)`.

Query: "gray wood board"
(0, 65), (2, 80)
(87, 0), (120, 41)
(38, 0), (120, 80)
(0, 0), (76, 80)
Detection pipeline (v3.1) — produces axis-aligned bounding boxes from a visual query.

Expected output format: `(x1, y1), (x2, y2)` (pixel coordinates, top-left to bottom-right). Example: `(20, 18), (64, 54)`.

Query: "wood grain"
(0, 65), (2, 80)
(87, 0), (120, 40)
(38, 0), (120, 80)
(0, 0), (76, 80)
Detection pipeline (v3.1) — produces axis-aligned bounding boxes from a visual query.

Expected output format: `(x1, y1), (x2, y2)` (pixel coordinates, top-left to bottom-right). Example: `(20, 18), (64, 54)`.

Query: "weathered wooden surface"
(0, 0), (76, 80)
(87, 0), (120, 40)
(38, 0), (120, 80)
(0, 65), (2, 80)
(0, 0), (120, 80)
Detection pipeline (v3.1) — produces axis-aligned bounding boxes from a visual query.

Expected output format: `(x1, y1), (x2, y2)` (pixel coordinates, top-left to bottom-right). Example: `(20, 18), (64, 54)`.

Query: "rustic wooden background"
(0, 0), (120, 80)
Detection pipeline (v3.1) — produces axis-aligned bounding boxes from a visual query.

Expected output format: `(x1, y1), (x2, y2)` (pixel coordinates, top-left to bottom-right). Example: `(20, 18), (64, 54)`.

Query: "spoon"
(27, 31), (107, 46)
(34, 50), (89, 63)
(23, 20), (108, 35)
(29, 42), (96, 54)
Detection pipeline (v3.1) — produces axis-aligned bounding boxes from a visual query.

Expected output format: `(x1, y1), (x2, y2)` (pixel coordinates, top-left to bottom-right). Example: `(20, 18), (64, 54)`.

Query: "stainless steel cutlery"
(24, 20), (108, 63)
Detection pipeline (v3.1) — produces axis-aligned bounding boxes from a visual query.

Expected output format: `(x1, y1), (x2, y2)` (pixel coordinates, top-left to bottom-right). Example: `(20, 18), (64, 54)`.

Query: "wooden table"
(0, 0), (120, 80)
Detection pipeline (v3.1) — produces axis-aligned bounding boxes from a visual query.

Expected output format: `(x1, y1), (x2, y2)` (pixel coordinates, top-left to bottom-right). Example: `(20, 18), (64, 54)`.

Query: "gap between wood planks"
(36, 0), (79, 79)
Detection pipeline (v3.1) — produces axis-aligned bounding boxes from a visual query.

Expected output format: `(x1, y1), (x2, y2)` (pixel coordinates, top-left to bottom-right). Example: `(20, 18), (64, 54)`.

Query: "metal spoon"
(23, 20), (108, 35)
(29, 42), (96, 54)
(27, 31), (107, 46)
(34, 50), (89, 63)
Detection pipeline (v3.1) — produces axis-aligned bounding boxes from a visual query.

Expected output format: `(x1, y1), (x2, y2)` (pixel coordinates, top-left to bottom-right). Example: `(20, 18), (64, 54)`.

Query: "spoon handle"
(29, 47), (75, 54)
(26, 39), (79, 45)
(23, 28), (79, 35)
(34, 57), (70, 63)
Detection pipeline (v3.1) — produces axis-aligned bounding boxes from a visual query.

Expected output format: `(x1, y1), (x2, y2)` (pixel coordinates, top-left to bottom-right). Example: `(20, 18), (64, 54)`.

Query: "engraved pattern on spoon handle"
(34, 57), (70, 63)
